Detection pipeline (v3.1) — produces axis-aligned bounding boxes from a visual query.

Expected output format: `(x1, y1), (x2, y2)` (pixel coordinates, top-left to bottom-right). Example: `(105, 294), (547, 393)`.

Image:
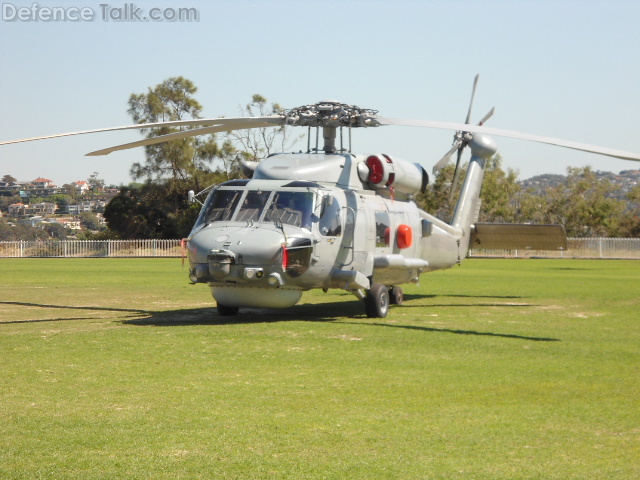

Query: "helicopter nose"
(188, 226), (289, 283)
(189, 226), (285, 265)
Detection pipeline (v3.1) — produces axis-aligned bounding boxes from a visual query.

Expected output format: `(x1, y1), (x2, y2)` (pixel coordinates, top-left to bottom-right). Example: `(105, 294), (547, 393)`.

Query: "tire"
(389, 286), (404, 305)
(365, 283), (389, 318)
(217, 303), (239, 316)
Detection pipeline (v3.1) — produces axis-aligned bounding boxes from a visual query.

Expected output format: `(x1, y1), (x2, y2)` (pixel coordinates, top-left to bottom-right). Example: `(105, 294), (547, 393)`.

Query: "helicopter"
(2, 77), (640, 318)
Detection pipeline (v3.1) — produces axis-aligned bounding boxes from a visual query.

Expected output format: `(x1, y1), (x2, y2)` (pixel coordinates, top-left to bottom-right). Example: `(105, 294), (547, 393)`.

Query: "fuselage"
(186, 152), (472, 309)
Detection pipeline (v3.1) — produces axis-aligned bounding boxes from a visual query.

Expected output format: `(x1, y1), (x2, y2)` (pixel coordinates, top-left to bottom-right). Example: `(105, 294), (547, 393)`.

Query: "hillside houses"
(73, 180), (90, 194)
(1, 177), (60, 196)
(0, 176), (114, 237)
(7, 200), (107, 218)
(0, 181), (21, 195)
(8, 202), (57, 217)
(0, 177), (119, 199)
(27, 177), (59, 196)
(67, 201), (107, 214)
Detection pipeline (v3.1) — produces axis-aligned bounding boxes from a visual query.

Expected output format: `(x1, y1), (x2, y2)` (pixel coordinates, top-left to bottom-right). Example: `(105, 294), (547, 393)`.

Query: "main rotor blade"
(433, 140), (461, 174)
(86, 117), (284, 156)
(376, 116), (640, 162)
(464, 74), (480, 124)
(0, 116), (284, 148)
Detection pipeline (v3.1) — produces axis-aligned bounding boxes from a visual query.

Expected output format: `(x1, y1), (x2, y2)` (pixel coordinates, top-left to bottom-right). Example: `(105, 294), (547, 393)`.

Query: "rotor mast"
(323, 126), (337, 153)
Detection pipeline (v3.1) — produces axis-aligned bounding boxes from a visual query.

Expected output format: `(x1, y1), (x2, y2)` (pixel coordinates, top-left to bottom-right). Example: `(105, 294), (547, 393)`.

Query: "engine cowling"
(357, 154), (428, 198)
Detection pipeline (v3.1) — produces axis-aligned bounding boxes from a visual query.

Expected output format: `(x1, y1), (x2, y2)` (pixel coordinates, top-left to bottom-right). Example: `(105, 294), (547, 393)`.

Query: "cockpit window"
(196, 189), (314, 230)
(196, 189), (243, 226)
(235, 190), (271, 223)
(265, 191), (313, 230)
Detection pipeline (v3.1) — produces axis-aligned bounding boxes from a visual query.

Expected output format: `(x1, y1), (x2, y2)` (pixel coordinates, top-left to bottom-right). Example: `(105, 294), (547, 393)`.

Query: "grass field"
(1, 258), (638, 479)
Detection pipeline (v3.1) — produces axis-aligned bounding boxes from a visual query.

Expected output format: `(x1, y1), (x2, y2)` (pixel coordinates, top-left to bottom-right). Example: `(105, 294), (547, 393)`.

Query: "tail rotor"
(431, 74), (495, 203)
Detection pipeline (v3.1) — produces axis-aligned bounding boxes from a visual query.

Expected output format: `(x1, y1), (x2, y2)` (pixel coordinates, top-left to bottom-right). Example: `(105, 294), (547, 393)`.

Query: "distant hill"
(520, 169), (640, 199)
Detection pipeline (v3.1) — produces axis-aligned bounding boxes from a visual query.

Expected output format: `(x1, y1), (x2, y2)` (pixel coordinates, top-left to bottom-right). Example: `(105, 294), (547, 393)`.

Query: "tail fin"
(450, 134), (497, 258)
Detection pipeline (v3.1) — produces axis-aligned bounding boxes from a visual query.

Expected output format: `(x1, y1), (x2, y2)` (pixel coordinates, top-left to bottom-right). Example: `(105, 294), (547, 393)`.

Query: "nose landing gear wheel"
(365, 283), (389, 318)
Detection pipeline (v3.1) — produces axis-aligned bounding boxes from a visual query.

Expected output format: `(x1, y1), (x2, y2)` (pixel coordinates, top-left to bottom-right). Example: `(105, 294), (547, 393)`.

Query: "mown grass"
(1, 258), (638, 479)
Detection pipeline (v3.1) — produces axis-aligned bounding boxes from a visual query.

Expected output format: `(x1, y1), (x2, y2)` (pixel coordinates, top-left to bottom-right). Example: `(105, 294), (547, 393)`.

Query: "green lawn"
(1, 258), (638, 479)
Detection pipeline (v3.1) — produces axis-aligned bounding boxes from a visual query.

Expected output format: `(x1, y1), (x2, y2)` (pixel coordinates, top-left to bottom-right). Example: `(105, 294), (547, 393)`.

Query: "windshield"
(195, 189), (314, 230)
(196, 189), (243, 226)
(265, 191), (313, 230)
(235, 190), (272, 222)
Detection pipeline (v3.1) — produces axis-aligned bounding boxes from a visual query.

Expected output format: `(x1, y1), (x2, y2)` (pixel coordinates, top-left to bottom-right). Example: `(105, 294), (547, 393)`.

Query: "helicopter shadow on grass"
(1, 299), (558, 342)
(403, 293), (527, 300)
(0, 300), (150, 324)
(123, 300), (364, 327)
(365, 294), (557, 342)
(401, 293), (533, 308)
(548, 267), (595, 271)
(125, 295), (560, 342)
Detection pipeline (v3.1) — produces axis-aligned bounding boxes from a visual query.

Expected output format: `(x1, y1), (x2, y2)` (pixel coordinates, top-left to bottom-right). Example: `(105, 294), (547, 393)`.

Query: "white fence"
(469, 237), (640, 260)
(0, 239), (183, 258)
(0, 238), (638, 259)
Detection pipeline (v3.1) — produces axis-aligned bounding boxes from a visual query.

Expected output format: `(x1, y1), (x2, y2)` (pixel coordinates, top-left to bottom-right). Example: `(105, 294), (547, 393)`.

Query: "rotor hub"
(282, 102), (381, 128)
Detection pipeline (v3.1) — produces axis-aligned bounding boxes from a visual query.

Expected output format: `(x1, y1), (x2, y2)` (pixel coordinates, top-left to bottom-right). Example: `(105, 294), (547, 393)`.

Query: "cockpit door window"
(319, 195), (342, 237)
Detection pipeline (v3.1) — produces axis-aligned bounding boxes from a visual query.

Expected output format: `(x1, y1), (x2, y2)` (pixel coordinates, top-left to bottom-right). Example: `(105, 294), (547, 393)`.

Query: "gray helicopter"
(3, 78), (640, 317)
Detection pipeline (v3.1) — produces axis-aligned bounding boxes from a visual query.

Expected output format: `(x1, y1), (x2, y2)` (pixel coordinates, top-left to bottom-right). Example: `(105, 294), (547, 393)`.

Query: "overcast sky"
(1, 0), (639, 186)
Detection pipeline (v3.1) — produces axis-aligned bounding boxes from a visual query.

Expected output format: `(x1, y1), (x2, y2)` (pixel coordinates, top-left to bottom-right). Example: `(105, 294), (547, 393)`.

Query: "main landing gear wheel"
(389, 286), (404, 305)
(217, 303), (239, 316)
(365, 283), (389, 318)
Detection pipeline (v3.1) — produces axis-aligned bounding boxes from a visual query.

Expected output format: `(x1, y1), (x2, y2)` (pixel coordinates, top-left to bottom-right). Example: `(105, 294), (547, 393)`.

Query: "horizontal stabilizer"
(469, 223), (567, 250)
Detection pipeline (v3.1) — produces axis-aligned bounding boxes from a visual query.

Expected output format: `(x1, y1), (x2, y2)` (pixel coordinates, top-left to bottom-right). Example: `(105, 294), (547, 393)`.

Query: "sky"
(1, 0), (639, 187)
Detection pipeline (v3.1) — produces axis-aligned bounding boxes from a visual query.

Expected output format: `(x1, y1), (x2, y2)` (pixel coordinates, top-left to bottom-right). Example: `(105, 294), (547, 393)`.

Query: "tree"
(478, 155), (520, 223)
(416, 163), (456, 222)
(106, 77), (233, 240)
(43, 222), (67, 240)
(416, 155), (520, 223)
(127, 76), (220, 190)
(560, 167), (624, 236)
(620, 184), (640, 237)
(79, 212), (103, 231)
(0, 195), (21, 214)
(227, 94), (301, 160)
(2, 174), (17, 183)
(60, 184), (79, 198)
(49, 194), (74, 213)
(108, 81), (300, 239)
(216, 139), (248, 180)
(103, 177), (226, 239)
(88, 172), (105, 193)
(519, 167), (625, 237)
(0, 221), (49, 241)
